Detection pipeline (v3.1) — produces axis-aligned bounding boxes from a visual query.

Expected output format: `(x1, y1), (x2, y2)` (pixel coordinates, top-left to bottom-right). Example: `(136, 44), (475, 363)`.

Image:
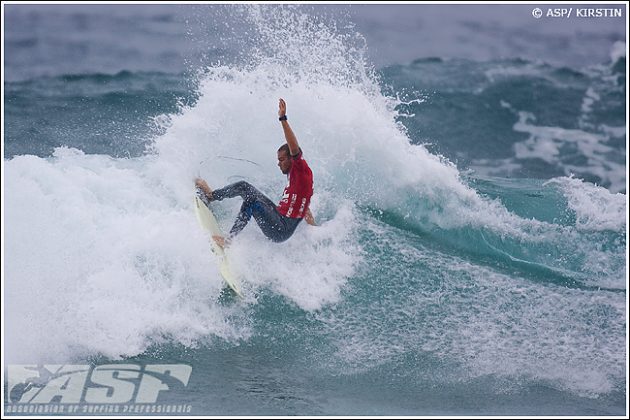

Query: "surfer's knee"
(233, 180), (254, 193)
(236, 181), (264, 202)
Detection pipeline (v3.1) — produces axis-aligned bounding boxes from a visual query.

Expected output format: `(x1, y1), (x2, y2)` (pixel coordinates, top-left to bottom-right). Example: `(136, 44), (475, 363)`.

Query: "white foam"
(599, 124), (626, 138)
(544, 176), (626, 232)
(510, 109), (626, 193)
(4, 149), (251, 363)
(4, 142), (362, 363)
(228, 198), (360, 311)
(609, 40), (626, 64)
(319, 220), (626, 398)
(448, 266), (626, 398)
(484, 61), (549, 84)
(580, 87), (600, 115)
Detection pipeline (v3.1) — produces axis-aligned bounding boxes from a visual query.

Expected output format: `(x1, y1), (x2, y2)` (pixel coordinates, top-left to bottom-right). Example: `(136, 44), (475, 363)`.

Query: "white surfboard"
(194, 192), (243, 298)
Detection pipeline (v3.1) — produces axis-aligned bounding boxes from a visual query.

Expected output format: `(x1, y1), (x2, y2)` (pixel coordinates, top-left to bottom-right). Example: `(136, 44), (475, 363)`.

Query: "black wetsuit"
(198, 181), (302, 243)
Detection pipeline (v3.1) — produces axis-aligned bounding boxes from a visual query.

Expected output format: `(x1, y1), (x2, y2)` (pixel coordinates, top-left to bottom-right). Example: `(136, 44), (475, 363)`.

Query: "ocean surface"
(3, 4), (627, 416)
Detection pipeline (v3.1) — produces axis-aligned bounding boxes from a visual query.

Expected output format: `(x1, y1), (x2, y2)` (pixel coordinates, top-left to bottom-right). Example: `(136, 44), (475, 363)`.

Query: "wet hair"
(278, 143), (291, 157)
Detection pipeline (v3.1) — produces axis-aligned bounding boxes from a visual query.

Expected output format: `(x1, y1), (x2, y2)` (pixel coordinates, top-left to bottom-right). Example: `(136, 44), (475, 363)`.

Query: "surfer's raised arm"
(278, 98), (300, 156)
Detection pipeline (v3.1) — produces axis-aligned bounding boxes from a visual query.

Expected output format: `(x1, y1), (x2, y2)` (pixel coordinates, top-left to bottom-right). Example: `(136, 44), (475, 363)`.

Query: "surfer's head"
(277, 144), (292, 174)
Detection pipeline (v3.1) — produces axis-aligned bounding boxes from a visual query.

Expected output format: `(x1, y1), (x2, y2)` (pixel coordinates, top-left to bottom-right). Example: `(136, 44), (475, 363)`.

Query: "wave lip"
(545, 176), (626, 232)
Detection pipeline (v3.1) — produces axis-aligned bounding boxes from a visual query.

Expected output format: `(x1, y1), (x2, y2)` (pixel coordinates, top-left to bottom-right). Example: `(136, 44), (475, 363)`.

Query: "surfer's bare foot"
(195, 178), (213, 200)
(212, 235), (226, 249)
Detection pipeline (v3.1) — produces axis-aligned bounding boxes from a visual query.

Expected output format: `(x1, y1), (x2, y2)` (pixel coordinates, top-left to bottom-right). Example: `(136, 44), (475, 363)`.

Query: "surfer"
(195, 98), (315, 248)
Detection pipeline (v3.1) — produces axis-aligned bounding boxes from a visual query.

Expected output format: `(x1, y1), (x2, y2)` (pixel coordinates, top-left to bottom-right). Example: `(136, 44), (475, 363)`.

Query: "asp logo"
(6, 364), (192, 404)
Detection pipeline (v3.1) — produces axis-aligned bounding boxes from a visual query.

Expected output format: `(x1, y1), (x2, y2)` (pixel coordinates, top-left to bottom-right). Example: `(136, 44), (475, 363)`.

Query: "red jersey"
(277, 151), (313, 218)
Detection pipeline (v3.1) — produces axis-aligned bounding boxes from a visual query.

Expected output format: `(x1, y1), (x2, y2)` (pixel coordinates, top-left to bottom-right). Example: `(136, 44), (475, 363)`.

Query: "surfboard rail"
(194, 193), (243, 297)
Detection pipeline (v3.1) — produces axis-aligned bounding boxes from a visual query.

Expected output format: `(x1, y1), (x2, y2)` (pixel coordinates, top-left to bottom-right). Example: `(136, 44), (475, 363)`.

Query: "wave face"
(3, 4), (627, 416)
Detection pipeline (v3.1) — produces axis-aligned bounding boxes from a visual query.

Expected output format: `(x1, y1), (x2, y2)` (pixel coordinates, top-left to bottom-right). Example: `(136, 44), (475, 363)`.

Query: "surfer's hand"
(278, 98), (287, 118)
